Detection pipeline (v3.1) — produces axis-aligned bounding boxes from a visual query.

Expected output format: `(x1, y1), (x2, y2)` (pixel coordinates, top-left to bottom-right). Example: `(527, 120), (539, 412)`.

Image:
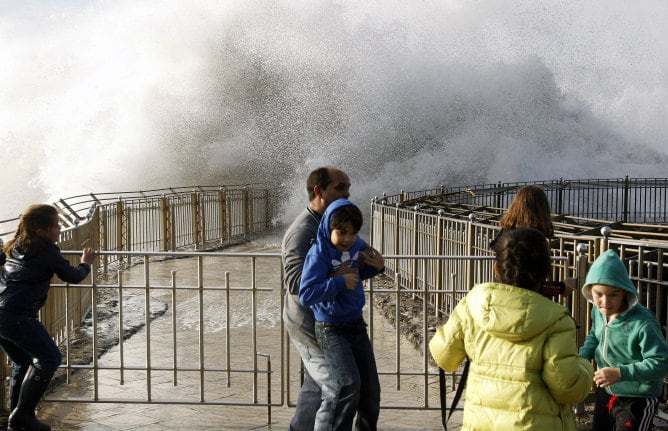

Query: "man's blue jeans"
(290, 336), (341, 431)
(315, 319), (380, 431)
(0, 317), (63, 379)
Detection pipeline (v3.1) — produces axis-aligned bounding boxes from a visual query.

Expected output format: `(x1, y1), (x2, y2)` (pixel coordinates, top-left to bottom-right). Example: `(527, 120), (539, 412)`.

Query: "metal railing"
(369, 199), (668, 344)
(1, 185), (274, 417)
(382, 176), (668, 225)
(8, 251), (286, 418)
(7, 244), (661, 425)
(1, 185), (272, 345)
(0, 185), (272, 249)
(2, 177), (668, 424)
(3, 250), (486, 423)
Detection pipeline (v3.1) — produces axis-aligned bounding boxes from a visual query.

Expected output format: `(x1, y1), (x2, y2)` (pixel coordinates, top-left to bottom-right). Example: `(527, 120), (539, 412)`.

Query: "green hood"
(582, 249), (638, 305)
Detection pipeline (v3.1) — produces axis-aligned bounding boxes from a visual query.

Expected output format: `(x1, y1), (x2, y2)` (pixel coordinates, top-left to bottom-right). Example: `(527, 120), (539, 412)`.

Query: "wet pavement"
(26, 244), (458, 430)
(5, 243), (668, 430)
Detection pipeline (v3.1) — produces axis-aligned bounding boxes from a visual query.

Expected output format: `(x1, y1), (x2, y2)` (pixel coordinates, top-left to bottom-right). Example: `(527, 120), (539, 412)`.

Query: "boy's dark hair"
(492, 226), (550, 291)
(307, 167), (332, 201)
(330, 204), (363, 232)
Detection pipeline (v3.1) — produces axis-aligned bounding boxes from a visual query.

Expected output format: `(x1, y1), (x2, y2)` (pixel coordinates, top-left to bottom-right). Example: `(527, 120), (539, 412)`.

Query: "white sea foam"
(1, 0), (666, 224)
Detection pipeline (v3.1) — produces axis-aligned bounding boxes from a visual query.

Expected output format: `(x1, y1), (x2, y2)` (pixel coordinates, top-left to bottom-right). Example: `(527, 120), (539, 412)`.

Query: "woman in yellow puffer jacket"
(429, 227), (594, 431)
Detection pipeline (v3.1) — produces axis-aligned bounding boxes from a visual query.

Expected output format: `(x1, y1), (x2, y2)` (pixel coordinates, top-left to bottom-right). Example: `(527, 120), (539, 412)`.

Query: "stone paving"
(5, 243), (667, 430)
(34, 300), (458, 430)
(29, 244), (460, 430)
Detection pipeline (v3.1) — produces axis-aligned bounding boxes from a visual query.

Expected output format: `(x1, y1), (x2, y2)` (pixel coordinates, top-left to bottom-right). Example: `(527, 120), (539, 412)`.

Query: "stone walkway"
(34, 301), (458, 430)
(4, 243), (668, 430)
(30, 244), (460, 430)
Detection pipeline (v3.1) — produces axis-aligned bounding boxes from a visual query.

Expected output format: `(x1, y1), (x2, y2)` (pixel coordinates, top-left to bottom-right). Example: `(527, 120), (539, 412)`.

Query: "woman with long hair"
(0, 204), (97, 431)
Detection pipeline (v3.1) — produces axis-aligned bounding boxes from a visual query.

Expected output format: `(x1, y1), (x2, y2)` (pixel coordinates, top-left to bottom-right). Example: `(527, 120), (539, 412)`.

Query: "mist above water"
(2, 0), (667, 223)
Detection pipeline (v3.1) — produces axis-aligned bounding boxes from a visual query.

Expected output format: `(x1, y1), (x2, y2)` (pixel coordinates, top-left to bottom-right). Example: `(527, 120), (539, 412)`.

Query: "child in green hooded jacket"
(579, 249), (668, 431)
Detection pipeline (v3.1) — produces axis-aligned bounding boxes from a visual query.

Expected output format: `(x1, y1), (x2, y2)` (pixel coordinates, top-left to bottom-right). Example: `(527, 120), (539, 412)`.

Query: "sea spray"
(1, 0), (666, 224)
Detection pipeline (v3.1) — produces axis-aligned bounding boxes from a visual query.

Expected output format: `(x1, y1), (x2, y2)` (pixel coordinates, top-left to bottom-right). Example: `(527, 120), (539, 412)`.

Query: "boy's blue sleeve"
(358, 242), (384, 280)
(299, 251), (344, 307)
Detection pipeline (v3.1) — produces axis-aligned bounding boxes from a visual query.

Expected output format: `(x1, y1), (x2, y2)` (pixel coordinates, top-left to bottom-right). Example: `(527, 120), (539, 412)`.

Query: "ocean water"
(1, 0), (667, 224)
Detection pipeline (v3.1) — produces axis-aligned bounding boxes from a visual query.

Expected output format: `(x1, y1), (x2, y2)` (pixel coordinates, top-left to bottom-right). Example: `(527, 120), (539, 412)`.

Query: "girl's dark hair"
(330, 204), (363, 232)
(492, 226), (551, 291)
(499, 185), (554, 238)
(4, 204), (58, 255)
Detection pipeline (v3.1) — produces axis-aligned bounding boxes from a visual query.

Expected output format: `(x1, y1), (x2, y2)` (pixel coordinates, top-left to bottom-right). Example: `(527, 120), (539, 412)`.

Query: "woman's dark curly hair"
(492, 226), (551, 291)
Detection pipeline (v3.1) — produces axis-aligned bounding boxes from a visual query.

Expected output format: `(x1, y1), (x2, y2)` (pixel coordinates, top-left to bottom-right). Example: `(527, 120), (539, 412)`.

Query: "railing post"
(243, 188), (251, 240)
(89, 204), (101, 254)
(465, 213), (476, 289)
(370, 197), (383, 253)
(435, 209), (444, 317)
(600, 226), (611, 255)
(557, 177), (564, 215)
(218, 189), (228, 246)
(125, 203), (132, 263)
(573, 243), (590, 347)
(99, 205), (108, 272)
(191, 192), (201, 250)
(378, 199), (385, 254)
(573, 242), (590, 416)
(622, 175), (630, 223)
(261, 353), (272, 425)
(200, 193), (208, 246)
(393, 203), (400, 278)
(160, 196), (172, 251)
(411, 205), (419, 292)
(115, 200), (127, 264)
(264, 189), (271, 232)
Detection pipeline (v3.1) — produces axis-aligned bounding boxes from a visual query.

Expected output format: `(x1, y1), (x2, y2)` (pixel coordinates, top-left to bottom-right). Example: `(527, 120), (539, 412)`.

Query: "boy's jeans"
(315, 319), (381, 431)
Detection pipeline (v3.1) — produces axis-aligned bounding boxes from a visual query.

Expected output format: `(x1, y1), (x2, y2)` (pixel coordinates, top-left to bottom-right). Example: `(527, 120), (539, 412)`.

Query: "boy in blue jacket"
(579, 249), (668, 431)
(299, 198), (385, 431)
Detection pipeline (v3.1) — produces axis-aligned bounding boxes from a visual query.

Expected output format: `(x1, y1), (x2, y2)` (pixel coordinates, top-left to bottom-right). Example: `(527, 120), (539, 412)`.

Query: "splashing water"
(1, 0), (666, 223)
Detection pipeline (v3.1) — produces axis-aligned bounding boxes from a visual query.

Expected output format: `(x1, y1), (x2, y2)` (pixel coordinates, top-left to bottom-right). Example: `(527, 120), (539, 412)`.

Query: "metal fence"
(1, 185), (274, 416)
(383, 177), (668, 226)
(2, 177), (668, 424)
(369, 195), (668, 348)
(3, 250), (463, 424)
(369, 197), (668, 407)
(0, 185), (271, 249)
(1, 185), (272, 336)
(7, 243), (664, 425)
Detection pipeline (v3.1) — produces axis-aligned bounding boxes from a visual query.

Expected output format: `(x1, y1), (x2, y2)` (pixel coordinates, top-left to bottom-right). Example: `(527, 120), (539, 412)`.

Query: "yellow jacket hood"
(467, 282), (570, 342)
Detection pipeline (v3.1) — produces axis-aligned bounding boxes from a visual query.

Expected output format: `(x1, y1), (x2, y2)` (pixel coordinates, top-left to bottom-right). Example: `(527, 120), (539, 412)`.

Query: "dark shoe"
(7, 366), (53, 431)
(9, 368), (28, 412)
(7, 416), (50, 431)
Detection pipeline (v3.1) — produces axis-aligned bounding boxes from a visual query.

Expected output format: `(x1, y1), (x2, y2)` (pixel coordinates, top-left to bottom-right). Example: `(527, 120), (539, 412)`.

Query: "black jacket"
(0, 243), (90, 318)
